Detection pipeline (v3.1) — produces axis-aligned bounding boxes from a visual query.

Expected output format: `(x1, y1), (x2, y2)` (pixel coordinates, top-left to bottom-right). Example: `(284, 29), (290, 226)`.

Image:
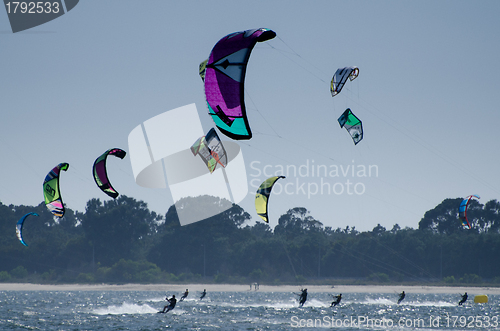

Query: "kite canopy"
(338, 108), (363, 145)
(202, 28), (276, 140)
(16, 212), (38, 246)
(43, 163), (69, 217)
(191, 128), (228, 173)
(330, 66), (359, 97)
(93, 148), (127, 199)
(459, 194), (480, 229)
(255, 176), (285, 223)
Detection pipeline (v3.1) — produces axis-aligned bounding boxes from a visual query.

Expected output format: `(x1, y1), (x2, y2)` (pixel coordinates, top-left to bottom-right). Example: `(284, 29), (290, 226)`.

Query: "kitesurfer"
(458, 292), (468, 305)
(331, 293), (342, 307)
(298, 288), (307, 307)
(397, 291), (405, 304)
(200, 289), (207, 300)
(180, 289), (189, 301)
(160, 295), (176, 313)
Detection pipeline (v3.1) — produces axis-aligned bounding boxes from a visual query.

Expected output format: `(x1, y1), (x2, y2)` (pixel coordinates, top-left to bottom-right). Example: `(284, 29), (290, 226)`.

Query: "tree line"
(0, 195), (499, 285)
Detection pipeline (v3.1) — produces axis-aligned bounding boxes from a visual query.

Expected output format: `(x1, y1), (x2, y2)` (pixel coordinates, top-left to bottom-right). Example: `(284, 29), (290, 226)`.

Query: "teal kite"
(338, 108), (363, 145)
(459, 195), (480, 229)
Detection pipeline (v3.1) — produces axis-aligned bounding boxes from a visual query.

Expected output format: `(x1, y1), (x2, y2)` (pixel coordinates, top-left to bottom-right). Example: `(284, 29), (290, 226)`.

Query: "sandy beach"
(0, 283), (499, 294)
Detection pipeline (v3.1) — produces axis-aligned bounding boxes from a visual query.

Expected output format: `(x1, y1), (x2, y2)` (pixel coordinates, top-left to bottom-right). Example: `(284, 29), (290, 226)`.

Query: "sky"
(1, 0), (500, 232)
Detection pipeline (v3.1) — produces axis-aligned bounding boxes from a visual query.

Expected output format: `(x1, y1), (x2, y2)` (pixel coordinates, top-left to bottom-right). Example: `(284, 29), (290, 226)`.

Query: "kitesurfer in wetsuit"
(331, 293), (342, 307)
(180, 289), (189, 301)
(397, 291), (405, 304)
(160, 295), (176, 313)
(458, 292), (468, 305)
(298, 288), (307, 307)
(200, 289), (207, 300)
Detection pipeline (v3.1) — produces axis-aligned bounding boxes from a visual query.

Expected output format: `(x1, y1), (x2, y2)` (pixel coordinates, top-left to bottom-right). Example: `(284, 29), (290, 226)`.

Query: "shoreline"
(0, 283), (499, 294)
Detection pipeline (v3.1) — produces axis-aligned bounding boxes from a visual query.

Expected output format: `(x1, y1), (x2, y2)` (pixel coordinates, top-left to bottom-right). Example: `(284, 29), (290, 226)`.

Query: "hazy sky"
(1, 1), (499, 231)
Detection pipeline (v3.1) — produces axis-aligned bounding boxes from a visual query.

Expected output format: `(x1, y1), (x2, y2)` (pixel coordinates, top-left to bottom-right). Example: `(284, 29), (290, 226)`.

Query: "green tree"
(418, 198), (464, 234)
(11, 266), (28, 278)
(274, 207), (323, 239)
(0, 271), (11, 282)
(481, 200), (500, 233)
(148, 196), (251, 277)
(372, 224), (386, 236)
(79, 196), (162, 266)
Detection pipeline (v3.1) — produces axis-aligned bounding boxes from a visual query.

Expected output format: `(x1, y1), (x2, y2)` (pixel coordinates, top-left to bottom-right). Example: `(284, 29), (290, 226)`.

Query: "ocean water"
(0, 290), (498, 330)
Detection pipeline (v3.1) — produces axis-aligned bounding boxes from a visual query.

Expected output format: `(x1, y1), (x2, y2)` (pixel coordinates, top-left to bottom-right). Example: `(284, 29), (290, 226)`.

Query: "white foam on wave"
(302, 298), (329, 308)
(92, 302), (158, 315)
(265, 299), (298, 309)
(218, 300), (295, 309)
(364, 297), (395, 305)
(175, 298), (198, 303)
(143, 296), (166, 303)
(362, 297), (455, 307)
(405, 300), (455, 307)
(218, 298), (329, 309)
